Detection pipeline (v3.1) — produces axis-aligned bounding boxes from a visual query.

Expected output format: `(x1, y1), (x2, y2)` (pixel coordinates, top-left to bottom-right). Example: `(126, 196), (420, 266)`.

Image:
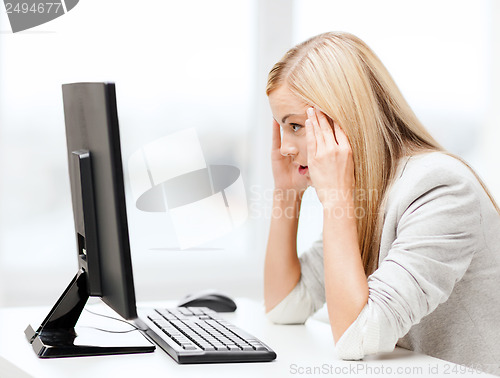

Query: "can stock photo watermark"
(2, 0), (79, 33)
(288, 361), (497, 376)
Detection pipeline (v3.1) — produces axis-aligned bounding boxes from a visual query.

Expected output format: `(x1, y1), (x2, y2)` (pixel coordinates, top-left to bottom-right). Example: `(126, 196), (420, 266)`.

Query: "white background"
(0, 0), (499, 308)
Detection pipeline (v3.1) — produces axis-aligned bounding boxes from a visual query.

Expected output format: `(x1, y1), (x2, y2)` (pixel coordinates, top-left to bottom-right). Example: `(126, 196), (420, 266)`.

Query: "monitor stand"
(24, 268), (155, 358)
(24, 150), (154, 358)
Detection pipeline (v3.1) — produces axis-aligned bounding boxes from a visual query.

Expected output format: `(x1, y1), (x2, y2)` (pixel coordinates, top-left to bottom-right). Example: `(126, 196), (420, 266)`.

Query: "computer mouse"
(177, 289), (237, 313)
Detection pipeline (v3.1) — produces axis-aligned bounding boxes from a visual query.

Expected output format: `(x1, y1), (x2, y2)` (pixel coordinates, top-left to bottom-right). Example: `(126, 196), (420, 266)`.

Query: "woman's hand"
(271, 119), (308, 197)
(305, 108), (355, 209)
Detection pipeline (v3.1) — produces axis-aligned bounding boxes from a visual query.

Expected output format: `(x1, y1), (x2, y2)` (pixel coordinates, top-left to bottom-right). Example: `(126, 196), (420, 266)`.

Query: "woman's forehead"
(269, 86), (309, 117)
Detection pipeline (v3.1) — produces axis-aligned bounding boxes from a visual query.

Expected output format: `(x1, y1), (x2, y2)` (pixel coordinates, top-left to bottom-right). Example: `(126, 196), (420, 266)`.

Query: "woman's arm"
(334, 161), (483, 359)
(264, 191), (302, 312)
(305, 108), (368, 342)
(264, 119), (307, 312)
(323, 202), (368, 342)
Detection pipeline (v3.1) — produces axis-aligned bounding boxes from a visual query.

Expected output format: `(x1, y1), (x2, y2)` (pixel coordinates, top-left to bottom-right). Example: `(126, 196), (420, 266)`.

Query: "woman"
(264, 31), (500, 374)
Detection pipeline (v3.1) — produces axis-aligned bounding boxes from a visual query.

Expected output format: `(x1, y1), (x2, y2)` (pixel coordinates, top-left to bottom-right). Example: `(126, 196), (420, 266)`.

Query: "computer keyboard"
(144, 307), (277, 363)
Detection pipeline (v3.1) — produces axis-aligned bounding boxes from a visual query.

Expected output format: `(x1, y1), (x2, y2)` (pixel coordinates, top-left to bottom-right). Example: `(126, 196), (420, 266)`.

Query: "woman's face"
(268, 85), (311, 180)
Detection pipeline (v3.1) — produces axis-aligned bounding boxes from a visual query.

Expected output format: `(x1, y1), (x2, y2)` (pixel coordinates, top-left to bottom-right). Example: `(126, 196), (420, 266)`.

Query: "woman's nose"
(280, 136), (298, 157)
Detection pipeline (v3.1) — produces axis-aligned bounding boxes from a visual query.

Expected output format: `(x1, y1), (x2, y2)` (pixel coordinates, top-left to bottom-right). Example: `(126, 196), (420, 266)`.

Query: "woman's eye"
(290, 123), (302, 132)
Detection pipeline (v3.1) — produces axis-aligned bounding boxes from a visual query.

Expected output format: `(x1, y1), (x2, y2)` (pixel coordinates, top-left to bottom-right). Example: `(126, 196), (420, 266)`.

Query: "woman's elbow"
(266, 307), (308, 325)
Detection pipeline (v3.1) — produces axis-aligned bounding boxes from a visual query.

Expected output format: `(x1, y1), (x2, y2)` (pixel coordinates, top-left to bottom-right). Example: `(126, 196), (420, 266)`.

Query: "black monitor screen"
(62, 82), (137, 320)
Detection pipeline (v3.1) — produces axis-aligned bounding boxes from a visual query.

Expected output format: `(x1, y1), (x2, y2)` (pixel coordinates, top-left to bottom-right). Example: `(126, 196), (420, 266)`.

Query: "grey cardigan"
(267, 152), (500, 375)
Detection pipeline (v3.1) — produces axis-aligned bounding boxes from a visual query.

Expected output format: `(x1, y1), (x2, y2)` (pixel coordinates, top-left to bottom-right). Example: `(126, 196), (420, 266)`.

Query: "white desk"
(0, 298), (493, 377)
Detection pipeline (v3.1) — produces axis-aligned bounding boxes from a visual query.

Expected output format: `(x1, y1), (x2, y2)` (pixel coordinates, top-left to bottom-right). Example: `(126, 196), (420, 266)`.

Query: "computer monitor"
(25, 82), (155, 358)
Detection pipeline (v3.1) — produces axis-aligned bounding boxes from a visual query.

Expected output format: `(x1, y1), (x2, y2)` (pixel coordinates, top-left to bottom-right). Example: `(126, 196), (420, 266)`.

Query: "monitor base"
(25, 269), (155, 358)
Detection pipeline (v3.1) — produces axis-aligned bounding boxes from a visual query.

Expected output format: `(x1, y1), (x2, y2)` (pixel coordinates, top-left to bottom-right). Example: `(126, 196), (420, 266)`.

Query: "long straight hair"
(266, 32), (499, 275)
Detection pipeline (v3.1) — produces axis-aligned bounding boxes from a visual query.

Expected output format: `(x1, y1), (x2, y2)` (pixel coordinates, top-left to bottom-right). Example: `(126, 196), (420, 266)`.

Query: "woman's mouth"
(298, 165), (308, 175)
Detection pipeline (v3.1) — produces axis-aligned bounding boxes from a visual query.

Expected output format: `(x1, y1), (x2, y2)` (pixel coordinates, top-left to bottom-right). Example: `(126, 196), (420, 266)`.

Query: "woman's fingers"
(315, 109), (336, 146)
(307, 107), (340, 153)
(271, 119), (281, 150)
(307, 107), (325, 151)
(333, 122), (351, 151)
(305, 118), (317, 160)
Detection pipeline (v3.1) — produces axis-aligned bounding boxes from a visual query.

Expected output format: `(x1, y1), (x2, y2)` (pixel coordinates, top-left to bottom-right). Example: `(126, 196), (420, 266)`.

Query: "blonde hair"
(267, 32), (499, 275)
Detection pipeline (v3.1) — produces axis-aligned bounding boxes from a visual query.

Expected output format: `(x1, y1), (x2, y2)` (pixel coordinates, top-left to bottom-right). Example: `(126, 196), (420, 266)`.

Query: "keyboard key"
(147, 314), (162, 321)
(200, 307), (215, 314)
(189, 308), (205, 316)
(248, 341), (267, 351)
(178, 307), (194, 316)
(155, 309), (176, 319)
(154, 318), (171, 329)
(223, 325), (258, 341)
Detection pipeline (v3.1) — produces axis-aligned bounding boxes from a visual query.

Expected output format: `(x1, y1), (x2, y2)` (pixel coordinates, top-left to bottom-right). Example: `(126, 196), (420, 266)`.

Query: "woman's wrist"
(272, 188), (303, 220)
(273, 188), (305, 203)
(322, 197), (357, 221)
